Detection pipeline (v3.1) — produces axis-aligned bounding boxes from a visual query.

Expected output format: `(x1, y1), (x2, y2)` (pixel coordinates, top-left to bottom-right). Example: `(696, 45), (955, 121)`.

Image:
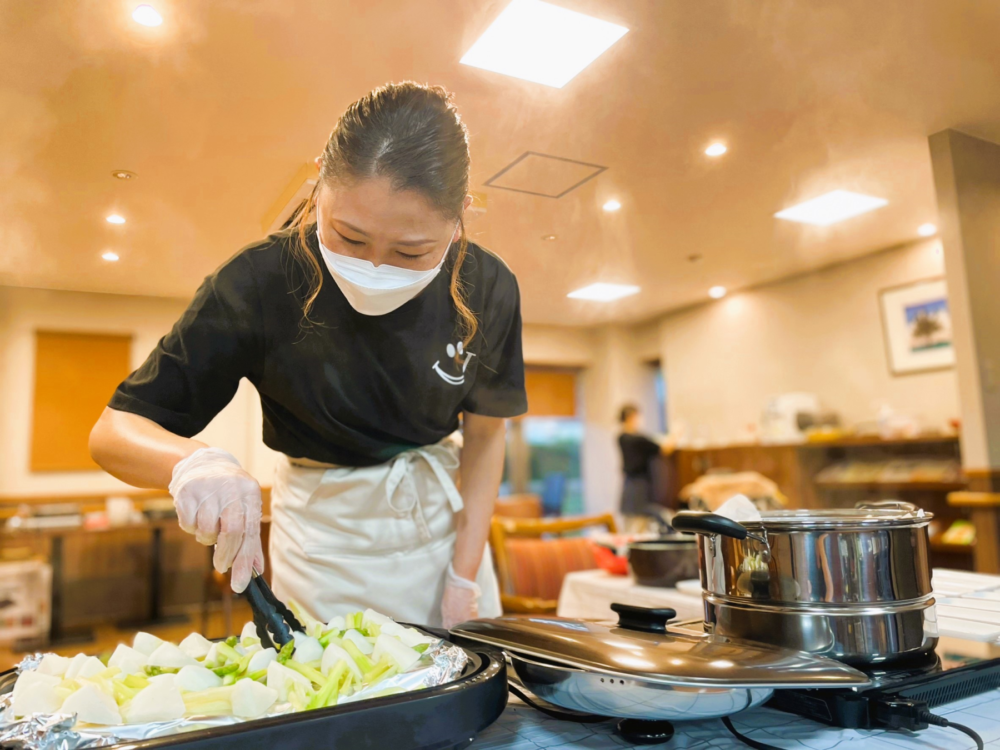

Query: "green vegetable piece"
(123, 674), (149, 690)
(342, 640), (374, 674)
(225, 636), (239, 648)
(277, 640), (295, 664)
(215, 643), (242, 664)
(112, 680), (137, 704)
(307, 660), (347, 710)
(414, 644), (429, 654)
(212, 662), (240, 677)
(368, 664), (398, 688)
(222, 674), (236, 686)
(284, 659), (326, 687)
(248, 668), (268, 682)
(144, 665), (165, 677)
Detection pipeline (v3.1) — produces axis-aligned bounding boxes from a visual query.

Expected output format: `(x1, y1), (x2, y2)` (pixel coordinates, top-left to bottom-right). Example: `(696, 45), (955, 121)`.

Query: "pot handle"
(670, 511), (749, 540)
(610, 603), (677, 634)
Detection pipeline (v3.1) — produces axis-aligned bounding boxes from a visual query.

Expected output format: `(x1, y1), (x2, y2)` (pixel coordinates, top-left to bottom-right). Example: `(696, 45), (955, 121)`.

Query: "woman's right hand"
(169, 447), (264, 593)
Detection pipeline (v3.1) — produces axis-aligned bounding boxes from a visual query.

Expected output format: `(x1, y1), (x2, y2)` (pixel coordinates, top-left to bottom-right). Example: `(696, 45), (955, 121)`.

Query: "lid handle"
(610, 603), (677, 634)
(671, 511), (748, 540)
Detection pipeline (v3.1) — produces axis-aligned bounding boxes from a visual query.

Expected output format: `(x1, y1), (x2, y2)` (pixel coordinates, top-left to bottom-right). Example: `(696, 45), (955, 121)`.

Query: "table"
(557, 569), (704, 621)
(471, 691), (1000, 748)
(3, 518), (186, 645)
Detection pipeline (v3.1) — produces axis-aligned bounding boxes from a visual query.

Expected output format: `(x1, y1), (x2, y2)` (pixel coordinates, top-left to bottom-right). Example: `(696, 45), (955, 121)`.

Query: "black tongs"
(242, 569), (303, 650)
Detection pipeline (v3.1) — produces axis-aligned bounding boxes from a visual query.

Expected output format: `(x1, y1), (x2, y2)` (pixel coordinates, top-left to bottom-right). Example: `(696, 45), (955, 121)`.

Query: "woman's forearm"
(90, 407), (206, 489)
(453, 413), (506, 581)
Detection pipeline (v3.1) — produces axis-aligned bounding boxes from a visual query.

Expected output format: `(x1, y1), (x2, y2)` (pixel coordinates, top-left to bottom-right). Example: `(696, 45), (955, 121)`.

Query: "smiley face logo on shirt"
(432, 341), (476, 386)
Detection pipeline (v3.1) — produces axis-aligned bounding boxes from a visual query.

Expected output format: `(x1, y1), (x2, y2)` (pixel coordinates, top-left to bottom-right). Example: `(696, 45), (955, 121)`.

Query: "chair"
(494, 494), (543, 519)
(491, 514), (617, 614)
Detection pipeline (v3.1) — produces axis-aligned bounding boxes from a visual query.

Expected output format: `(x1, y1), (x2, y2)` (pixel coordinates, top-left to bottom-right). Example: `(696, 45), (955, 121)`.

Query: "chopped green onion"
(225, 635), (239, 648)
(277, 640), (295, 664)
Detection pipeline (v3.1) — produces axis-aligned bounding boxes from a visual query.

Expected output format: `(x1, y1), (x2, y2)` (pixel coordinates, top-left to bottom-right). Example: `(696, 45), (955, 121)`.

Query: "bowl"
(628, 538), (700, 588)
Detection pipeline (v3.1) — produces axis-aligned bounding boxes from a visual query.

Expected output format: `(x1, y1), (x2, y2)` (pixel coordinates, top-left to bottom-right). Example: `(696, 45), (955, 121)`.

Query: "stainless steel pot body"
(703, 594), (938, 665)
(510, 653), (773, 721)
(671, 509), (937, 664)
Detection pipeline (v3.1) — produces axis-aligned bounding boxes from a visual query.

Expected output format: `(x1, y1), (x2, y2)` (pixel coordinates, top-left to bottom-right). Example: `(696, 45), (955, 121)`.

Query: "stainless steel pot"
(452, 604), (870, 722)
(671, 506), (938, 665)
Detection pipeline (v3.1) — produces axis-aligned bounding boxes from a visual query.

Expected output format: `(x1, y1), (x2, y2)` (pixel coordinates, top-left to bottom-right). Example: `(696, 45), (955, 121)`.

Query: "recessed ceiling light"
(709, 286), (727, 299)
(132, 5), (162, 26)
(567, 283), (639, 301)
(705, 143), (727, 157)
(460, 0), (628, 89)
(106, 214), (126, 224)
(541, 234), (557, 241)
(111, 170), (137, 180)
(917, 223), (937, 237)
(602, 200), (621, 212)
(774, 189), (888, 226)
(101, 251), (120, 262)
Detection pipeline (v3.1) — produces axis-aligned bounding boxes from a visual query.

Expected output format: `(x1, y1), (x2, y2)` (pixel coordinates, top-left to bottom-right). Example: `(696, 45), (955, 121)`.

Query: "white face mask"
(316, 210), (457, 316)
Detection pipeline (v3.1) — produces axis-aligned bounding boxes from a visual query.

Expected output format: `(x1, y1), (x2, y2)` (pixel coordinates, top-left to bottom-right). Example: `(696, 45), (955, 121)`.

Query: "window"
(500, 367), (583, 515)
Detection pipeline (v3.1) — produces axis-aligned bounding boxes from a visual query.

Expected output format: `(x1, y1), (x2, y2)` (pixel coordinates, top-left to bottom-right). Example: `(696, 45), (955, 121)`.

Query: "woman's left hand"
(441, 563), (481, 629)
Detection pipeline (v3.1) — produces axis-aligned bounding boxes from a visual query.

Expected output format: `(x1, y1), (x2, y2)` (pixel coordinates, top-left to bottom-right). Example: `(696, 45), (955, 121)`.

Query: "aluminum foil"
(0, 640), (468, 749)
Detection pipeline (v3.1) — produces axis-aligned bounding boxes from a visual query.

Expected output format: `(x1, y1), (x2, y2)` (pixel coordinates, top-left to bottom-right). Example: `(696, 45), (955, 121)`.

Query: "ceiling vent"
(484, 152), (606, 198)
(261, 163), (318, 234)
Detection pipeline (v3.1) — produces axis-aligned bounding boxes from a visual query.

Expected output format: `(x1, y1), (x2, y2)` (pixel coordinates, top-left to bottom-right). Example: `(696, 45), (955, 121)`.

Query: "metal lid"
(750, 507), (932, 530)
(452, 606), (870, 689)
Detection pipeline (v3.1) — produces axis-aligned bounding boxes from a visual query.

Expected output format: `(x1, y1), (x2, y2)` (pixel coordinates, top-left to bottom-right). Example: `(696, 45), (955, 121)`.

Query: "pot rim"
(705, 592), (936, 615)
(742, 508), (933, 530)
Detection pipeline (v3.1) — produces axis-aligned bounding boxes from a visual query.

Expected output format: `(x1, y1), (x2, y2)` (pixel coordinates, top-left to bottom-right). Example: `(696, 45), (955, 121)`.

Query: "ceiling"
(1, 0), (999, 326)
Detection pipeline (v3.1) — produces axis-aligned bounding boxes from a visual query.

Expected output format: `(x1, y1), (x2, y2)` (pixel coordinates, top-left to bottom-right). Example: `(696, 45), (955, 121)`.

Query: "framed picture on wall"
(878, 277), (955, 376)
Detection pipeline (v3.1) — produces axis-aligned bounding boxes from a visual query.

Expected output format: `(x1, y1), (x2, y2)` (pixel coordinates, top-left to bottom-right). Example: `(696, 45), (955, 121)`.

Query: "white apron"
(268, 433), (502, 627)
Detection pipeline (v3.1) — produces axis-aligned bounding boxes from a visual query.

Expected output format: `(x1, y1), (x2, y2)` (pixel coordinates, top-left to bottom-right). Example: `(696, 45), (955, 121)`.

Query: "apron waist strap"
(385, 446), (464, 543)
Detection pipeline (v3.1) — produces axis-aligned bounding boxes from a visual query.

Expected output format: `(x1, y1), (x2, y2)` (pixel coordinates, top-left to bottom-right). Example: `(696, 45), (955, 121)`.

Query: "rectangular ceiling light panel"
(567, 283), (640, 301)
(461, 0), (629, 88)
(774, 189), (888, 226)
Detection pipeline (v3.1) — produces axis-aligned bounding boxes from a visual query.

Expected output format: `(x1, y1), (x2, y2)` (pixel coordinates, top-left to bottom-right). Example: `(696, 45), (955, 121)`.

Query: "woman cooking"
(89, 82), (526, 629)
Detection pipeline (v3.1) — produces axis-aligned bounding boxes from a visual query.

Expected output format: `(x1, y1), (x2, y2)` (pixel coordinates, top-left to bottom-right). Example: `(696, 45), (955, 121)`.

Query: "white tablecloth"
(556, 569), (705, 621)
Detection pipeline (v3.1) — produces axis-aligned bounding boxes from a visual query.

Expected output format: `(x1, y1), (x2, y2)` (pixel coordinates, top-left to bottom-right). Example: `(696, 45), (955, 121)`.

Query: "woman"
(90, 82), (526, 629)
(617, 404), (673, 532)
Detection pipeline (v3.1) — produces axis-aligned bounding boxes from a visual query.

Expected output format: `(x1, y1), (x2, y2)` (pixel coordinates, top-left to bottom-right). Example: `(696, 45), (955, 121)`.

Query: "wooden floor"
(0, 600), (253, 672)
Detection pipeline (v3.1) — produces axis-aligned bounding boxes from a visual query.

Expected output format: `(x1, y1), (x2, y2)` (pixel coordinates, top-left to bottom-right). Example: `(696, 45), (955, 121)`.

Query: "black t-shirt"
(618, 433), (661, 478)
(109, 227), (527, 467)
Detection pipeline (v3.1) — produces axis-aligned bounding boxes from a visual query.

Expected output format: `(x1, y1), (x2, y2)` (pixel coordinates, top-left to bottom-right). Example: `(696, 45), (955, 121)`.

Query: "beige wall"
(656, 238), (961, 445)
(0, 287), (272, 497)
(0, 286), (594, 499)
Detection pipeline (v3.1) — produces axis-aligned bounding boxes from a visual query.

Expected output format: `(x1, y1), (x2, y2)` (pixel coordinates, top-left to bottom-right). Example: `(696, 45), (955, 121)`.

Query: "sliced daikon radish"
(320, 643), (362, 681)
(147, 642), (200, 669)
(372, 634), (421, 672)
(62, 682), (122, 726)
(204, 643), (221, 666)
(247, 647), (277, 674)
(240, 622), (260, 647)
(37, 654), (70, 677)
(343, 629), (374, 655)
(148, 673), (176, 688)
(125, 681), (186, 724)
(108, 645), (148, 676)
(231, 678), (278, 719)
(380, 623), (435, 648)
(11, 672), (62, 718)
(132, 632), (164, 656)
(325, 615), (346, 632)
(178, 633), (213, 660)
(265, 661), (311, 702)
(175, 665), (223, 693)
(66, 656), (105, 680)
(12, 670), (60, 703)
(292, 632), (323, 663)
(362, 609), (394, 630)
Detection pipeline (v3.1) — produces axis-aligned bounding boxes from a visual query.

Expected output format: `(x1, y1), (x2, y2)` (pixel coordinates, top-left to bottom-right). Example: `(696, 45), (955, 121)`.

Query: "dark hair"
(289, 81), (476, 343)
(619, 404), (639, 424)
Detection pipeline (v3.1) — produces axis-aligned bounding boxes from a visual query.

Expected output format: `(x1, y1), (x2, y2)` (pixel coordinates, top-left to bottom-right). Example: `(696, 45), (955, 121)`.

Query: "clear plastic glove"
(169, 447), (263, 593)
(441, 562), (481, 629)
